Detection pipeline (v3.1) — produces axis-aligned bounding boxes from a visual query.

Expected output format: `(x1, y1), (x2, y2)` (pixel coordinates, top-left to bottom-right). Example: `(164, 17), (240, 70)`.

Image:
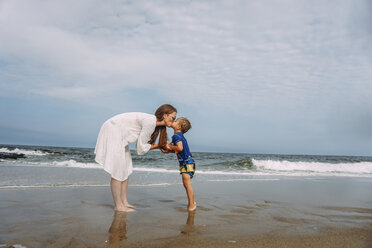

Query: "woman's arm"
(150, 144), (159, 150)
(136, 117), (156, 155)
(151, 143), (173, 153)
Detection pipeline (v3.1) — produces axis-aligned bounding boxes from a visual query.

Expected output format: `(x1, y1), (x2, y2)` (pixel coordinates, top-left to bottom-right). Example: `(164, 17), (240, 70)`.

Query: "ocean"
(1, 144), (372, 188)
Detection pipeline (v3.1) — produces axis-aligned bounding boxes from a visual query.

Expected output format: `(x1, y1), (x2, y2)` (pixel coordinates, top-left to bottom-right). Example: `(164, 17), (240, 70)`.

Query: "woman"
(94, 104), (177, 212)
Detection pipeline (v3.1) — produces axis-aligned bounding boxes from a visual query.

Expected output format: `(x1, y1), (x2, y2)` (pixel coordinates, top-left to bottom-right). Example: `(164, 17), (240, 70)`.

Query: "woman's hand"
(160, 148), (171, 153)
(159, 143), (174, 153)
(166, 142), (173, 151)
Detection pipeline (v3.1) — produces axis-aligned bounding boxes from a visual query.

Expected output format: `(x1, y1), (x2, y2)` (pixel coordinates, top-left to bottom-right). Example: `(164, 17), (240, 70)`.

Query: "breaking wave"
(0, 148), (50, 156)
(252, 159), (372, 174)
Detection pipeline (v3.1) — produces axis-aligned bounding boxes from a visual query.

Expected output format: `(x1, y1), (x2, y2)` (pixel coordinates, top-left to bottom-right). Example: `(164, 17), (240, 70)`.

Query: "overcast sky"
(1, 0), (372, 156)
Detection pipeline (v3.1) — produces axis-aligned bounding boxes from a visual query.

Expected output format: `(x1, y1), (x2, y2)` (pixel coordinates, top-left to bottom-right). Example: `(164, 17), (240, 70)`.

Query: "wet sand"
(1, 177), (372, 247)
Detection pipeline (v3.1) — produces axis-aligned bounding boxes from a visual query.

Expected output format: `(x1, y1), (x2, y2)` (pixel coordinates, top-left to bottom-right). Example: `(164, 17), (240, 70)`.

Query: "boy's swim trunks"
(180, 163), (195, 179)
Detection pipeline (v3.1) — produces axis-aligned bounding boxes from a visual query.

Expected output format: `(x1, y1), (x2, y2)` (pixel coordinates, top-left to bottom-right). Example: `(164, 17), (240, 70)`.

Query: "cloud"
(1, 0), (372, 154)
(1, 0), (371, 108)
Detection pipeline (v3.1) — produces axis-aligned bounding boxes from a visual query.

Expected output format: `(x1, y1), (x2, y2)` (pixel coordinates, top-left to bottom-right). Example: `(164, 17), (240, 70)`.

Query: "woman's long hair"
(149, 104), (177, 149)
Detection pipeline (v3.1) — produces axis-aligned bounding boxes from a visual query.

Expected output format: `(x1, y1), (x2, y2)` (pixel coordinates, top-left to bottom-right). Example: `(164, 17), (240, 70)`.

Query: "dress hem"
(95, 158), (132, 182)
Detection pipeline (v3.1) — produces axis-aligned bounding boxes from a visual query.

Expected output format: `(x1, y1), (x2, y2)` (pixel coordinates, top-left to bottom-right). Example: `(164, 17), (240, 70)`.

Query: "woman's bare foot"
(114, 205), (135, 212)
(188, 202), (196, 211)
(123, 202), (135, 208)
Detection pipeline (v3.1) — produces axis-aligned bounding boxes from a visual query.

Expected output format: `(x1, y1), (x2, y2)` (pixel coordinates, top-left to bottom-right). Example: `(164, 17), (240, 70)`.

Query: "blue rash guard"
(172, 132), (195, 178)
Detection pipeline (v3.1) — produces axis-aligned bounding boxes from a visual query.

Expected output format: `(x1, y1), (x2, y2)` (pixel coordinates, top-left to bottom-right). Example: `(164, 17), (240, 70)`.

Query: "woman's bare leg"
(111, 178), (134, 212)
(121, 178), (134, 208)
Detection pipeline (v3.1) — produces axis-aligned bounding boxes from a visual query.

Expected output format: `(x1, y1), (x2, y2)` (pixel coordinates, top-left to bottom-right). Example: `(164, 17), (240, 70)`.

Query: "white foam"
(134, 167), (272, 176)
(51, 160), (101, 169)
(252, 159), (372, 174)
(0, 183), (174, 189)
(0, 184), (108, 189)
(207, 178), (280, 182)
(0, 245), (25, 248)
(0, 148), (50, 156)
(2, 160), (103, 169)
(134, 167), (179, 173)
(131, 183), (175, 187)
(197, 170), (262, 175)
(13, 245), (27, 248)
(4, 159), (372, 178)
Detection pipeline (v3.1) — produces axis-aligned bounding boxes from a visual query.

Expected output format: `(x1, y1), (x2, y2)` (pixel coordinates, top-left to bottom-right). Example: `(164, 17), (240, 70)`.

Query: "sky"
(0, 0), (372, 156)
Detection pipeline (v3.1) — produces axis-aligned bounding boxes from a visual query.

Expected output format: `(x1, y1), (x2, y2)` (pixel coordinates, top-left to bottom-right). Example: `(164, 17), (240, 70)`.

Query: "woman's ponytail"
(149, 104), (177, 148)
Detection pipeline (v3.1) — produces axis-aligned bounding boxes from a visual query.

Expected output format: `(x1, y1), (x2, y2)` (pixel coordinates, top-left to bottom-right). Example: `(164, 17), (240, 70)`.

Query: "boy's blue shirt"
(172, 132), (195, 166)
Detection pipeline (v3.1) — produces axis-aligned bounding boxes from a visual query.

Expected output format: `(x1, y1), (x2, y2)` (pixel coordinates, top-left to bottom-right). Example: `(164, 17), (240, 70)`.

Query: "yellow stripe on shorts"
(179, 164), (195, 173)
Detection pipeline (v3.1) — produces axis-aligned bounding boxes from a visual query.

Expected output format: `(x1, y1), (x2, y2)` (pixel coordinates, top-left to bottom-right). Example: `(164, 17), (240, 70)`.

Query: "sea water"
(1, 144), (372, 188)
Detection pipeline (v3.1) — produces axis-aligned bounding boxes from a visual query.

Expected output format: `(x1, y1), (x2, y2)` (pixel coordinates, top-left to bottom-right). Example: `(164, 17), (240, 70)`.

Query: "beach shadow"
(173, 206), (189, 212)
(180, 210), (196, 236)
(197, 205), (212, 211)
(81, 200), (114, 209)
(319, 206), (372, 214)
(108, 211), (127, 247)
(158, 199), (176, 203)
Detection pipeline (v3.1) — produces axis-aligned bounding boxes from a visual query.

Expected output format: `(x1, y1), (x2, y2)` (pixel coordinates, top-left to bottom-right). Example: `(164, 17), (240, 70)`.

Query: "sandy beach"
(1, 177), (372, 248)
(2, 0), (372, 247)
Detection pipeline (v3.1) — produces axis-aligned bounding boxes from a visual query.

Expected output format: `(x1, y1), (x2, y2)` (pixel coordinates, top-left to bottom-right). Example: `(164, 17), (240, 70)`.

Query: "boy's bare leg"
(182, 173), (196, 211)
(121, 178), (134, 208)
(111, 178), (134, 212)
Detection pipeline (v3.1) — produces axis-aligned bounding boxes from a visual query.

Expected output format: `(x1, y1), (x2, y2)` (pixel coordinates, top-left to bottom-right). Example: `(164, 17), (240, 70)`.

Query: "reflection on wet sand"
(108, 211), (127, 247)
(181, 210), (196, 236)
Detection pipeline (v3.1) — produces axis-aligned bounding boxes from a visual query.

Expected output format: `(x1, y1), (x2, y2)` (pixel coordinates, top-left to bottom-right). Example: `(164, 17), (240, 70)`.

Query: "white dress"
(94, 112), (156, 181)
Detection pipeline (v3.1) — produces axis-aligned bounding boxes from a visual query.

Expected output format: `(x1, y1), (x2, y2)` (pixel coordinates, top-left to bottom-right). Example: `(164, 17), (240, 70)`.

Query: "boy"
(166, 117), (196, 211)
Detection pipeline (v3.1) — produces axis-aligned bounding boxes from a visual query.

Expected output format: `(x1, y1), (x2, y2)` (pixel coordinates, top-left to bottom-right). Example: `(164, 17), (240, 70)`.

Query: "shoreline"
(2, 163), (372, 192)
(1, 178), (372, 247)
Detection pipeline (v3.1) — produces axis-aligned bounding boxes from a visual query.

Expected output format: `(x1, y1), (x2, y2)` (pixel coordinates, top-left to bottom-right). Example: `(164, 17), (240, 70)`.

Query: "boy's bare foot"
(114, 206), (135, 212)
(188, 202), (197, 211)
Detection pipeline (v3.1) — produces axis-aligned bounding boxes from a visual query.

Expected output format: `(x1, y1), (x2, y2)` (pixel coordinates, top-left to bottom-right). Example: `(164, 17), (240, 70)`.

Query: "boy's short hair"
(178, 117), (192, 133)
